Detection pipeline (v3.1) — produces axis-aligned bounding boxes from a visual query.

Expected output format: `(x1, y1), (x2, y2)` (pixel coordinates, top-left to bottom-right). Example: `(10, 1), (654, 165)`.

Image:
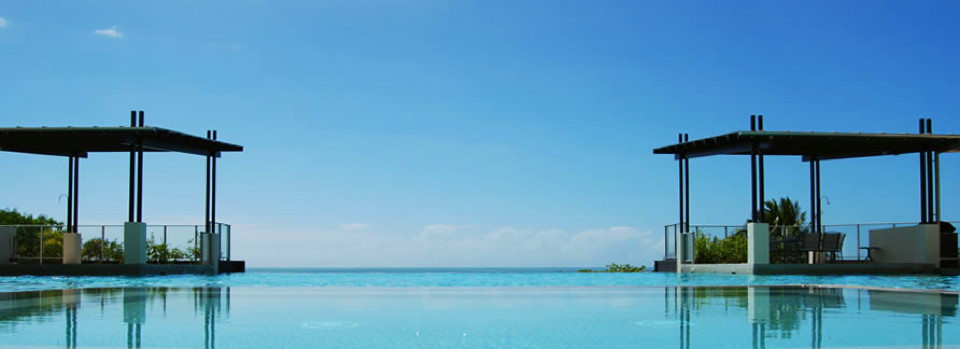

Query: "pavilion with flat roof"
(0, 111), (244, 275)
(653, 116), (960, 275)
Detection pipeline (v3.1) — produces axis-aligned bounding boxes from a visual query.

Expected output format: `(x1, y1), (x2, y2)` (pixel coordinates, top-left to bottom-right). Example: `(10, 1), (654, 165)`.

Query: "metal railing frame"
(663, 221), (958, 262)
(1, 223), (232, 264)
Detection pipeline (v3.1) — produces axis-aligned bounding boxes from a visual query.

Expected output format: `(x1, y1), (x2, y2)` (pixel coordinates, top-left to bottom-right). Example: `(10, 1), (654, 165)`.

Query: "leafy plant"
(693, 230), (747, 264)
(578, 263), (647, 273)
(146, 236), (190, 263)
(605, 263), (646, 272)
(763, 197), (808, 240)
(81, 238), (124, 263)
(2, 208), (63, 259)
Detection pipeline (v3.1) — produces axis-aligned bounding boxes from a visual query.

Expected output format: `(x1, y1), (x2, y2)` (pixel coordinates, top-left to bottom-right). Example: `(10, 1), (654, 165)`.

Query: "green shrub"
(146, 237), (190, 263)
(693, 230), (747, 264)
(81, 238), (124, 262)
(577, 263), (647, 273)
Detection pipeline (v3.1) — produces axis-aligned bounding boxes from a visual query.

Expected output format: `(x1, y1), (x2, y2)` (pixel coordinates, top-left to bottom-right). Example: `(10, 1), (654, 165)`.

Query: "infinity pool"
(0, 270), (957, 348)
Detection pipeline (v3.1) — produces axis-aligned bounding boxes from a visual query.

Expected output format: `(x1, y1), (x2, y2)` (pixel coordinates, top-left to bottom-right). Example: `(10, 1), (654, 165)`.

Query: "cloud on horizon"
(94, 26), (123, 38)
(0, 17), (8, 28)
(339, 223), (375, 231)
(233, 224), (663, 268)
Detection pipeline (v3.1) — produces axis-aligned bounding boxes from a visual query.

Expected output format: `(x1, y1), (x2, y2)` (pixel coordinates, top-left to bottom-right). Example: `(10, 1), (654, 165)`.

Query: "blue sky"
(1, 1), (959, 267)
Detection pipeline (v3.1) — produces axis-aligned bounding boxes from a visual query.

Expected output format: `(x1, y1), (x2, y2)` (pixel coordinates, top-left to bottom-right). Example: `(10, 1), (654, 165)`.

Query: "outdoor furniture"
(821, 233), (845, 261)
(770, 237), (804, 263)
(798, 232), (845, 263)
(859, 246), (880, 263)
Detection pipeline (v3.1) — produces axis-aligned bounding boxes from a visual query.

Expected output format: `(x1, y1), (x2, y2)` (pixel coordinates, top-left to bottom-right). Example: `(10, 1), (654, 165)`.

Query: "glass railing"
(0, 223), (232, 264)
(662, 221), (958, 264)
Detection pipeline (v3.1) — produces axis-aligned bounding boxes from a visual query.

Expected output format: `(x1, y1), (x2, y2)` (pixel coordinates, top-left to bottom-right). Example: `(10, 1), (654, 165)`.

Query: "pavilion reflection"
(670, 286), (958, 349)
(0, 286), (231, 349)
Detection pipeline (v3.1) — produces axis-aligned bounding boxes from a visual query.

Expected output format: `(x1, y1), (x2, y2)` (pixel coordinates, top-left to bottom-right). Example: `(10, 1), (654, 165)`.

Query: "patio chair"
(799, 233), (823, 253)
(821, 233), (845, 261)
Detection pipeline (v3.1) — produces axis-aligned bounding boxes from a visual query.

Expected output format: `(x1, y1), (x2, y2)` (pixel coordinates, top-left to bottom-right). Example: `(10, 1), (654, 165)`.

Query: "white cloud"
(94, 26), (123, 38)
(0, 17), (8, 28)
(339, 223), (375, 231)
(233, 223), (663, 268)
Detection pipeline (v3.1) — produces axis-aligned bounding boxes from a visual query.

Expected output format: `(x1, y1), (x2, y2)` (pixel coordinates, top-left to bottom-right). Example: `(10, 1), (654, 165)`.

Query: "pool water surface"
(0, 270), (957, 348)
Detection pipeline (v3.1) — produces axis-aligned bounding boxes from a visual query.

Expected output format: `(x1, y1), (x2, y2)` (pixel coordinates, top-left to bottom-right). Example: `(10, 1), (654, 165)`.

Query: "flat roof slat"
(0, 126), (243, 157)
(654, 130), (960, 159)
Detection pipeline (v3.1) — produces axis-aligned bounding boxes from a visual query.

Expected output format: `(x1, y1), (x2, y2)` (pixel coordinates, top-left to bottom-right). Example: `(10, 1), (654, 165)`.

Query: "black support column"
(808, 157), (822, 234)
(67, 156), (74, 231)
(128, 110), (145, 223)
(65, 154), (81, 232)
(137, 111), (144, 222)
(72, 154), (79, 232)
(919, 118), (939, 224)
(749, 115), (766, 223)
(678, 133), (690, 233)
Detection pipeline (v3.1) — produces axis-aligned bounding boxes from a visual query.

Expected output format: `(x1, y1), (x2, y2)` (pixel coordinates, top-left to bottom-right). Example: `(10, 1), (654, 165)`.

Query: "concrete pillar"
(124, 222), (147, 264)
(0, 227), (15, 265)
(677, 230), (694, 265)
(201, 233), (220, 273)
(747, 223), (770, 265)
(62, 233), (82, 264)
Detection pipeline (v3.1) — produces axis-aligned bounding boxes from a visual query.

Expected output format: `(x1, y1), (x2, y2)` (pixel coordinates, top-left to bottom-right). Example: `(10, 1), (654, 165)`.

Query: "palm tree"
(763, 197), (807, 240)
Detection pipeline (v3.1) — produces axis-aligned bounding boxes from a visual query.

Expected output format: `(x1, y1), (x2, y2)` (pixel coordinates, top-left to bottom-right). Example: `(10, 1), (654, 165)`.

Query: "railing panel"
(665, 220), (960, 264)
(1, 223), (232, 264)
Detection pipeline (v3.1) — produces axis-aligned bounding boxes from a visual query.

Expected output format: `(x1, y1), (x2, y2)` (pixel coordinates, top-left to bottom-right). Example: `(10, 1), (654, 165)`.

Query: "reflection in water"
(669, 286), (957, 349)
(0, 287), (230, 349)
(0, 285), (955, 348)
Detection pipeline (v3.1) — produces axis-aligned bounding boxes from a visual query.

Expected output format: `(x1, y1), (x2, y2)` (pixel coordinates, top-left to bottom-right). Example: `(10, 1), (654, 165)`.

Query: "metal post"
(750, 115), (757, 222)
(137, 111), (144, 223)
(129, 110), (136, 222)
(815, 160), (822, 234)
(758, 115), (765, 223)
(163, 225), (167, 246)
(935, 152), (941, 222)
(206, 131), (212, 234)
(684, 134), (690, 232)
(212, 130), (218, 227)
(67, 156), (74, 232)
(927, 150), (934, 223)
(810, 159), (817, 232)
(919, 118), (927, 223)
(926, 119), (935, 223)
(73, 156), (79, 232)
(677, 133), (686, 233)
(751, 150), (758, 222)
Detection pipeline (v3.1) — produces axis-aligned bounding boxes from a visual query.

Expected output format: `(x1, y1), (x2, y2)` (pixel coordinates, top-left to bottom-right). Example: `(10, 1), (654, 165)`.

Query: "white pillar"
(62, 233), (82, 264)
(201, 233), (220, 273)
(124, 222), (147, 264)
(748, 223), (770, 265)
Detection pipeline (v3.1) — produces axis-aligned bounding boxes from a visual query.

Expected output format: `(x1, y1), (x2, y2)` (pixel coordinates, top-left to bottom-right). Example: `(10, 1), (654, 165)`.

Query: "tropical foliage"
(577, 263), (647, 273)
(1, 208), (64, 259)
(81, 238), (124, 262)
(146, 239), (190, 263)
(690, 197), (808, 264)
(693, 230), (747, 264)
(763, 197), (808, 240)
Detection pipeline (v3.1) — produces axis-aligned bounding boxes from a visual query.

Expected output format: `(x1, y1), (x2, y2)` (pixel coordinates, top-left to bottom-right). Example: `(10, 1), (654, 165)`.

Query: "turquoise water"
(0, 269), (958, 348)
(1, 268), (958, 292)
